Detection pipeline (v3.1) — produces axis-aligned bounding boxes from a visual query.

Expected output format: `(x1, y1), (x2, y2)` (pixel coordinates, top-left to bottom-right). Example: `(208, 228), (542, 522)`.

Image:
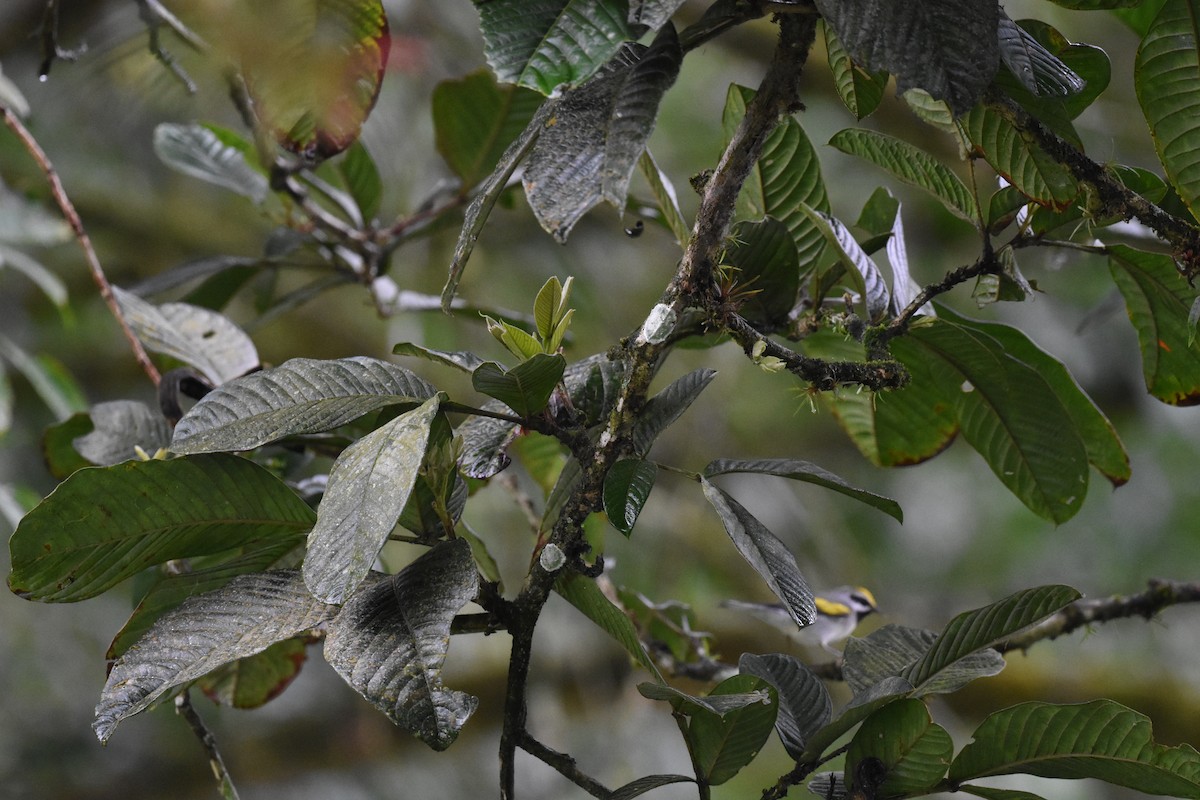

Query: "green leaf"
(486, 315), (545, 361)
(828, 129), (978, 224)
(9, 454), (314, 602)
(723, 85), (829, 269)
(555, 570), (662, 679)
(198, 636), (310, 709)
(631, 368), (717, 456)
(304, 397), (441, 604)
(172, 357), (436, 454)
(476, 0), (634, 94)
(824, 23), (887, 120)
(949, 700), (1200, 797)
(72, 401), (172, 466)
(844, 624), (1005, 698)
(937, 306), (1130, 485)
(534, 276), (564, 342)
(523, 33), (681, 242)
(739, 653), (832, 761)
(0, 337), (87, 420)
(814, 0), (999, 115)
(111, 286), (259, 387)
(93, 570), (336, 742)
(963, 104), (1079, 209)
(392, 342), (486, 373)
(610, 775), (695, 800)
(433, 69), (543, 189)
(338, 141), (382, 221)
(902, 585), (1080, 693)
(846, 699), (953, 797)
(799, 204), (890, 322)
(1136, 0), (1200, 223)
(688, 674), (778, 786)
(905, 317), (1091, 523)
(603, 459), (658, 535)
(703, 457), (903, 522)
(0, 61), (30, 117)
(152, 123), (269, 203)
(41, 412), (94, 479)
(1109, 245), (1200, 405)
(700, 479), (816, 628)
(511, 431), (567, 497)
(0, 243), (69, 308)
(324, 540), (480, 750)
(471, 353), (566, 417)
(801, 677), (913, 761)
(235, 0), (389, 159)
(1113, 0), (1167, 36)
(637, 682), (771, 716)
(959, 787), (1049, 800)
(638, 150), (690, 248)
(724, 218), (800, 328)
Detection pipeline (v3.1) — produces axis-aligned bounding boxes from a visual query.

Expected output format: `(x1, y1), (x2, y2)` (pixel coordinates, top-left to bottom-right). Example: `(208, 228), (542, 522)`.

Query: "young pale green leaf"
(93, 570), (336, 742)
(824, 23), (887, 120)
(703, 457), (902, 522)
(902, 585), (1080, 693)
(610, 775), (695, 800)
(486, 315), (545, 361)
(638, 150), (690, 248)
(112, 286), (259, 387)
(325, 540), (480, 751)
(198, 637), (310, 710)
(637, 682), (772, 716)
(233, 0), (388, 159)
(724, 218), (801, 328)
(1109, 245), (1200, 405)
(477, 0), (633, 94)
(700, 479), (816, 629)
(107, 536), (303, 661)
(337, 141), (382, 221)
(829, 129), (977, 224)
(949, 700), (1200, 796)
(844, 624), (1005, 698)
(723, 85), (829, 269)
(555, 571), (663, 679)
(534, 277), (564, 342)
(963, 105), (1079, 209)
(8, 454), (314, 602)
(471, 353), (565, 417)
(939, 307), (1130, 485)
(523, 33), (681, 242)
(392, 342), (486, 373)
(739, 653), (832, 761)
(152, 123), (269, 203)
(433, 69), (543, 189)
(172, 357), (436, 454)
(814, 0), (999, 115)
(72, 401), (171, 467)
(846, 698), (953, 797)
(603, 458), (658, 536)
(801, 676), (913, 761)
(800, 204), (890, 322)
(632, 368), (717, 456)
(688, 674), (778, 786)
(303, 397), (441, 605)
(906, 317), (1091, 523)
(1137, 0), (1200, 223)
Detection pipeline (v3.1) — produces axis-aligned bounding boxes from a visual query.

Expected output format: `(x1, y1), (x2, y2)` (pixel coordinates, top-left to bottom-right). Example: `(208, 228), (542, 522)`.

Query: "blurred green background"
(1, 1), (1197, 798)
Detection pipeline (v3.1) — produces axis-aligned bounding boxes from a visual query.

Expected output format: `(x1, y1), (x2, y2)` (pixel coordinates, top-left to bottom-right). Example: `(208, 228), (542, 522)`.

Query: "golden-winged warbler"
(722, 586), (878, 653)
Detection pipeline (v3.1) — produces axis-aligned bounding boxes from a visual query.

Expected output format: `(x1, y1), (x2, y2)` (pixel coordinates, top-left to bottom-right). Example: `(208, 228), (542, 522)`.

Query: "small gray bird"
(722, 586), (878, 654)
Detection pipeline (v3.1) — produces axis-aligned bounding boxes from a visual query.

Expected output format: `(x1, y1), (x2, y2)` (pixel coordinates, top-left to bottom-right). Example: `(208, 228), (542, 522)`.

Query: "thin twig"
(175, 692), (240, 800)
(1, 108), (161, 386)
(38, 0), (86, 78)
(135, 0), (208, 93)
(518, 733), (612, 799)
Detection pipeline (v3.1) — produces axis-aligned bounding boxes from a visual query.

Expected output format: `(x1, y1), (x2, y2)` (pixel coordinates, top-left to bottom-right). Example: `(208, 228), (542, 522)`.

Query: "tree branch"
(175, 692), (240, 800)
(518, 733), (612, 799)
(1, 107), (161, 386)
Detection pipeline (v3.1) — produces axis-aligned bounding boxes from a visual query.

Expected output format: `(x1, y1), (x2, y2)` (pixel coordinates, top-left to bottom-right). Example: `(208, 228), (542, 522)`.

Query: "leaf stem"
(1, 107), (161, 387)
(175, 691), (240, 800)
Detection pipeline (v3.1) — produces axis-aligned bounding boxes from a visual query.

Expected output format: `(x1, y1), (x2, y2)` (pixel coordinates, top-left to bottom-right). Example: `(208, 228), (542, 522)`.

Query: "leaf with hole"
(846, 698), (953, 797)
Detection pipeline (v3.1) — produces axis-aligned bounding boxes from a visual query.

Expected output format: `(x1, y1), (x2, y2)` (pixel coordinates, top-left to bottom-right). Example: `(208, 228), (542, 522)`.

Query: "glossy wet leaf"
(304, 397), (441, 604)
(324, 540), (480, 750)
(9, 455), (314, 602)
(172, 357), (435, 454)
(94, 570), (336, 742)
(603, 458), (658, 535)
(704, 457), (902, 522)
